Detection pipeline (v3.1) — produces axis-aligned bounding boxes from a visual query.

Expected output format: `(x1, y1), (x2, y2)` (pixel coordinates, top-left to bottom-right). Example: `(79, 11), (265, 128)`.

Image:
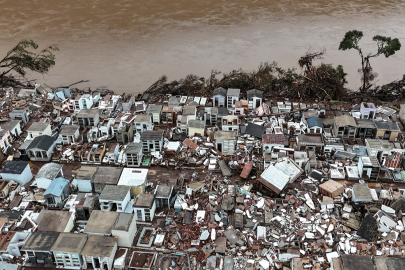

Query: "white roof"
(166, 141), (181, 151)
(273, 158), (302, 179)
(118, 168), (148, 187)
(260, 165), (290, 191)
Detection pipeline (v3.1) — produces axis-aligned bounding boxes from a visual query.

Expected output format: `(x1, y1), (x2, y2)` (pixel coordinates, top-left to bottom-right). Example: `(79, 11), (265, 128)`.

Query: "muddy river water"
(0, 0), (404, 93)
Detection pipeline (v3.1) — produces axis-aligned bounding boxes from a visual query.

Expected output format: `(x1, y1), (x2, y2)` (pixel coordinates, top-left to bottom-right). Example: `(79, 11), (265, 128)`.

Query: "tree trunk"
(361, 56), (366, 93)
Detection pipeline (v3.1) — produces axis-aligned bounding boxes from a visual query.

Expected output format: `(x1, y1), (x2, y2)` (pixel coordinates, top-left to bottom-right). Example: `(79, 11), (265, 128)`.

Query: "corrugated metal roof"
(213, 87), (227, 97)
(135, 114), (151, 122)
(27, 135), (56, 151)
(384, 152), (402, 169)
(36, 163), (63, 180)
(140, 130), (164, 141)
(246, 89), (263, 99)
(188, 120), (205, 129)
(227, 88), (240, 96)
(146, 104), (163, 114)
(374, 121), (400, 131)
(99, 185), (130, 201)
(334, 115), (358, 127)
(1, 161), (28, 174)
(118, 168), (148, 187)
(259, 165), (290, 193)
(262, 134), (285, 145)
(240, 163), (253, 179)
(183, 138), (198, 151)
(43, 177), (69, 197)
(27, 122), (50, 132)
(259, 157), (303, 194)
(307, 117), (324, 128)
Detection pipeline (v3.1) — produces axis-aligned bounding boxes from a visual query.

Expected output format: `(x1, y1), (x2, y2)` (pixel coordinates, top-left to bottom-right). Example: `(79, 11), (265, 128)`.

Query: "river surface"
(0, 0), (404, 94)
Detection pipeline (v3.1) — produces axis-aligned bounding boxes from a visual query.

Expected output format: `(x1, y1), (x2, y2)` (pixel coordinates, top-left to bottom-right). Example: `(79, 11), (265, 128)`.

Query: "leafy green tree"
(339, 30), (401, 93)
(0, 39), (58, 87)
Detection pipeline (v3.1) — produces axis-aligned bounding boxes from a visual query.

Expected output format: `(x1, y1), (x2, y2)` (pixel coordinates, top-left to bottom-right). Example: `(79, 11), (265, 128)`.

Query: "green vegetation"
(339, 30), (401, 93)
(0, 39), (58, 87)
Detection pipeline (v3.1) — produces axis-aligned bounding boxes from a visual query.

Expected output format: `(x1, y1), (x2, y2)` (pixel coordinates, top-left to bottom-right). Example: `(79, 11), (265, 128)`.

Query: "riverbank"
(2, 0), (404, 93)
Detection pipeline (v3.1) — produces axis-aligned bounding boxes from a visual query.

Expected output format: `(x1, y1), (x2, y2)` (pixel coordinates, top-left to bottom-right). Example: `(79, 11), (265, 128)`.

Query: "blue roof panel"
(44, 177), (69, 197)
(307, 117), (324, 128)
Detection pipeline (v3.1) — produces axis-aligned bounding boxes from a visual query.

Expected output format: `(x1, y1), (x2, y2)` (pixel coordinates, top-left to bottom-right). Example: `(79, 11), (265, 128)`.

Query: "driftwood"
(143, 52), (405, 104)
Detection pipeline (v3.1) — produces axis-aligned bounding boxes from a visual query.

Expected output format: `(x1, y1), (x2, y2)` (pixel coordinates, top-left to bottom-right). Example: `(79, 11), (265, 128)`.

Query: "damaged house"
(333, 115), (358, 139)
(187, 120), (205, 137)
(73, 94), (94, 111)
(360, 102), (376, 120)
(141, 130), (164, 153)
(246, 89), (263, 109)
(116, 124), (134, 144)
(81, 235), (117, 270)
(214, 130), (237, 155)
(221, 115), (240, 133)
(146, 104), (163, 125)
(161, 106), (175, 124)
(99, 185), (131, 212)
(9, 108), (29, 124)
(356, 119), (377, 139)
(123, 142), (143, 167)
(134, 114), (153, 133)
(133, 193), (156, 222)
(43, 177), (70, 209)
(212, 87), (227, 107)
(226, 88), (240, 108)
(76, 109), (100, 127)
(27, 122), (52, 140)
(27, 135), (56, 162)
(262, 134), (286, 153)
(258, 157), (304, 194)
(374, 121), (401, 141)
(51, 233), (87, 270)
(58, 125), (80, 145)
(21, 231), (60, 266)
(297, 133), (325, 152)
(0, 161), (32, 186)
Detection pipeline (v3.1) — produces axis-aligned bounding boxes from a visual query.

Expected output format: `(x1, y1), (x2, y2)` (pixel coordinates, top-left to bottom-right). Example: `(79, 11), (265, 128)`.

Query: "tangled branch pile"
(145, 52), (349, 101)
(371, 74), (405, 102)
(291, 51), (348, 100)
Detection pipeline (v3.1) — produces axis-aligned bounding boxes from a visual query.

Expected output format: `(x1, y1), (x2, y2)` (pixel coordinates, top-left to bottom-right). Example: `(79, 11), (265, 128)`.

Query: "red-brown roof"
(183, 138), (198, 151)
(262, 134), (285, 145)
(240, 162), (253, 179)
(384, 152), (402, 169)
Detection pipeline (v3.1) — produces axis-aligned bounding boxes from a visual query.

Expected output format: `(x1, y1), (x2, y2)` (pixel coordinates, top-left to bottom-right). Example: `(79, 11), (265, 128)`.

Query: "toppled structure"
(0, 86), (405, 269)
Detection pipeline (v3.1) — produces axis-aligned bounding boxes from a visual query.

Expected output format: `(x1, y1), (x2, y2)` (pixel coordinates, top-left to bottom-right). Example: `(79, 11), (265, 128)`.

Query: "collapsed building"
(0, 86), (404, 269)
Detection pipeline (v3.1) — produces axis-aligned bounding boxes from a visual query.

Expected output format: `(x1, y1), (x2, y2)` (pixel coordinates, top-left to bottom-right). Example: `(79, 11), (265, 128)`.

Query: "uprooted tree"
(338, 30), (401, 93)
(292, 50), (347, 100)
(144, 55), (347, 101)
(0, 39), (58, 87)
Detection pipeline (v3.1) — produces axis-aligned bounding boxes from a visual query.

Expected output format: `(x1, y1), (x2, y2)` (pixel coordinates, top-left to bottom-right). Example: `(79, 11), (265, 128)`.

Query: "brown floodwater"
(0, 0), (404, 94)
